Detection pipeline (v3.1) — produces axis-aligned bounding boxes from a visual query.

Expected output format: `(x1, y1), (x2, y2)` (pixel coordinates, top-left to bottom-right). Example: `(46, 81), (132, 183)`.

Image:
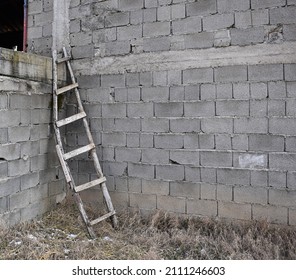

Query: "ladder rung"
(55, 145), (72, 183)
(74, 177), (106, 192)
(56, 56), (71, 64)
(56, 83), (78, 95)
(56, 112), (87, 128)
(63, 143), (95, 160)
(90, 210), (116, 226)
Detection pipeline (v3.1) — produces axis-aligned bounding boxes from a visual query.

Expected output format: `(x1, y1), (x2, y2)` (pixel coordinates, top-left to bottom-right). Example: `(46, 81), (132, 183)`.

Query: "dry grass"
(1, 202), (296, 260)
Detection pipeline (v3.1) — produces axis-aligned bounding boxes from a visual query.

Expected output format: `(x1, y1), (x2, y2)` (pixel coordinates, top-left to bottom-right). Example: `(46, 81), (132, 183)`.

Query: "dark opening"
(0, 0), (24, 51)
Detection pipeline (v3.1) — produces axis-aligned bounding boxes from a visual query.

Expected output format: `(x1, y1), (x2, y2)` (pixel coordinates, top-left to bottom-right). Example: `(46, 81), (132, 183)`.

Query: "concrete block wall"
(67, 62), (296, 225)
(24, 0), (296, 225)
(66, 0), (296, 58)
(0, 49), (66, 226)
(27, 0), (54, 56)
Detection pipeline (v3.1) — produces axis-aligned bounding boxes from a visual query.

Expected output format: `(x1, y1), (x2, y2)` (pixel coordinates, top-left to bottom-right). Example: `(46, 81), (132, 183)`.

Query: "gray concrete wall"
(0, 48), (66, 226)
(27, 0), (296, 225)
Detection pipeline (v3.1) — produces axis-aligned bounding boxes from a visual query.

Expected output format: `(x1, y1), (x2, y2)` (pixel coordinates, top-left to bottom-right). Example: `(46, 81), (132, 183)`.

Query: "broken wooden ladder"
(52, 47), (118, 238)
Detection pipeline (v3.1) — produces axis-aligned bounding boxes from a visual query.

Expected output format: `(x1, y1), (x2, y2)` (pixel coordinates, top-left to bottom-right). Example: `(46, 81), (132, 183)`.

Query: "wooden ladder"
(52, 47), (118, 238)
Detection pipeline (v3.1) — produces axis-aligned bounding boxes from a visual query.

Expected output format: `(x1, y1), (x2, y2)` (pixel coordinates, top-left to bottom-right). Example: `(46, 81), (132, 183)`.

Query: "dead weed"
(1, 202), (296, 260)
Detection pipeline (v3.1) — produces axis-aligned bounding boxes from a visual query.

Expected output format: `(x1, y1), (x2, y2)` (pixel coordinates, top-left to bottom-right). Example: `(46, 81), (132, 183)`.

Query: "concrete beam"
(73, 41), (296, 75)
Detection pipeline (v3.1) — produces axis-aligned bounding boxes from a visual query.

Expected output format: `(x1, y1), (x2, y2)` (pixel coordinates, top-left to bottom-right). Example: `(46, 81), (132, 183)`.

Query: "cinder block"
(289, 208), (296, 226)
(269, 188), (296, 207)
(250, 82), (268, 99)
(119, 0), (144, 11)
(157, 195), (186, 213)
(200, 183), (216, 200)
(153, 71), (167, 86)
(70, 32), (92, 46)
(9, 189), (31, 210)
(72, 45), (94, 59)
(8, 159), (30, 177)
(270, 6), (296, 24)
(102, 132), (126, 146)
(201, 118), (233, 133)
(115, 177), (128, 191)
(217, 168), (250, 186)
(232, 134), (248, 151)
(8, 127), (30, 143)
(184, 32), (214, 49)
(187, 199), (218, 216)
(117, 25), (142, 40)
(252, 9), (269, 25)
(20, 199), (50, 222)
(170, 181), (200, 198)
(170, 150), (199, 165)
(216, 83), (233, 99)
(142, 87), (169, 101)
(186, 0), (217, 16)
(143, 8), (157, 22)
(233, 83), (250, 99)
(157, 5), (171, 21)
(142, 179), (169, 195)
(218, 0), (250, 13)
(233, 152), (267, 169)
(249, 135), (284, 152)
(184, 85), (200, 101)
(128, 162), (154, 179)
(287, 172), (296, 189)
(234, 186), (267, 204)
(127, 102), (154, 117)
(154, 134), (183, 149)
(170, 118), (201, 133)
(109, 191), (129, 211)
(105, 11), (129, 27)
(215, 134), (231, 150)
(285, 64), (296, 82)
(168, 71), (182, 86)
(286, 136), (296, 152)
(143, 21), (170, 37)
(127, 177), (141, 193)
(130, 9), (143, 25)
(201, 167), (217, 184)
(268, 100), (285, 116)
(235, 11), (252, 28)
(217, 184), (233, 201)
(248, 64), (284, 82)
(216, 100), (249, 117)
(215, 65), (247, 83)
(101, 74), (125, 88)
(283, 24), (296, 41)
(200, 84), (216, 100)
(253, 205), (288, 224)
(231, 27), (265, 46)
(105, 39), (131, 56)
(156, 165), (184, 181)
(251, 170), (268, 187)
(142, 148), (169, 164)
(269, 171), (287, 188)
(269, 117), (296, 135)
(128, 88), (141, 101)
(102, 103), (126, 118)
(143, 37), (171, 52)
(234, 118), (268, 133)
(0, 177), (20, 197)
(93, 28), (116, 44)
(172, 16), (202, 35)
(203, 13), (234, 31)
(172, 4), (186, 19)
(142, 118), (169, 133)
(218, 201), (252, 220)
(129, 193), (157, 210)
(184, 101), (215, 117)
(0, 144), (20, 161)
(145, 0), (158, 8)
(155, 102), (183, 117)
(21, 172), (40, 191)
(0, 128), (8, 144)
(0, 110), (21, 128)
(185, 166), (201, 182)
(200, 151), (232, 168)
(103, 161), (128, 177)
(115, 147), (141, 162)
(115, 118), (141, 132)
(269, 153), (296, 171)
(268, 81), (286, 99)
(184, 134), (199, 149)
(183, 68), (213, 84)
(127, 133), (140, 147)
(251, 0), (285, 9)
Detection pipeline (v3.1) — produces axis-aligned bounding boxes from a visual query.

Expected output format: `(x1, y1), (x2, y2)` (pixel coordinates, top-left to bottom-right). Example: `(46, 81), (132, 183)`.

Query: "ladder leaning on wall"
(52, 47), (118, 238)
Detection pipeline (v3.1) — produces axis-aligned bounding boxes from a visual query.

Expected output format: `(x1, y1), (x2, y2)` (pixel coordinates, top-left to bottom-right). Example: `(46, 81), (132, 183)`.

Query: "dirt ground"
(1, 202), (296, 260)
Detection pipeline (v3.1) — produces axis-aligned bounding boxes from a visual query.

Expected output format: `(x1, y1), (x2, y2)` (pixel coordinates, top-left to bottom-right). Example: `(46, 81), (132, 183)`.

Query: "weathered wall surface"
(0, 48), (66, 226)
(27, 0), (296, 225)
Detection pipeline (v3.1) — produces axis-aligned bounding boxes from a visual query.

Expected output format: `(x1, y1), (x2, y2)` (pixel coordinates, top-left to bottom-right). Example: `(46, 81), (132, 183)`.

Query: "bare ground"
(1, 202), (296, 260)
